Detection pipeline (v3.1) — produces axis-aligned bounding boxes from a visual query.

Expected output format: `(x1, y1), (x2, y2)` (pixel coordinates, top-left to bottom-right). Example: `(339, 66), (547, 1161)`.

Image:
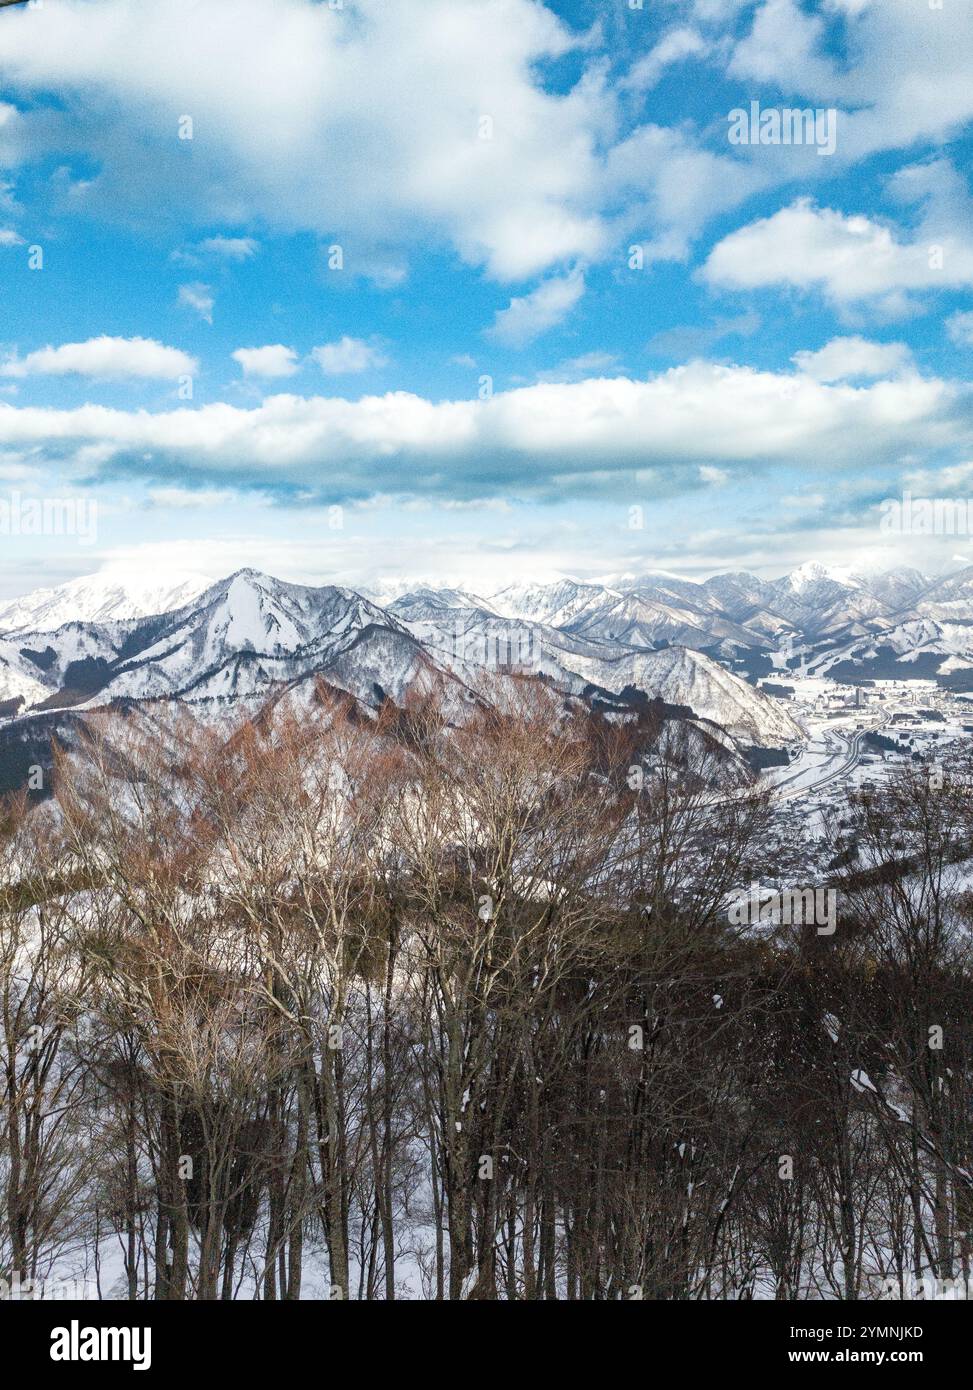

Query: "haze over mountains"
(2, 560), (973, 793)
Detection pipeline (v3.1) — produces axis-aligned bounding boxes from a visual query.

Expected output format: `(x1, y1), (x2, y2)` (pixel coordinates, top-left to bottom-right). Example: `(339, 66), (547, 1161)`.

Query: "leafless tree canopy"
(2, 683), (972, 1299)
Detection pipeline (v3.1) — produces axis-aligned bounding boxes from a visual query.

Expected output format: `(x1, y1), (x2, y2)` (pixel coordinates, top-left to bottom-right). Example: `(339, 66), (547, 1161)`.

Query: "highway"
(771, 721), (882, 804)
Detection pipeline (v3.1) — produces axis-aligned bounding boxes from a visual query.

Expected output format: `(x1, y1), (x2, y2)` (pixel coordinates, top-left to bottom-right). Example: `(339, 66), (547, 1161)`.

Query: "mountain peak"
(780, 561), (857, 595)
(0, 567), (212, 634)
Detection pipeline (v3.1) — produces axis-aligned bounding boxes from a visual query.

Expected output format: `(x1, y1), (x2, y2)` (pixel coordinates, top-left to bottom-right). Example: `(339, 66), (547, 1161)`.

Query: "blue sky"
(1, 0), (972, 597)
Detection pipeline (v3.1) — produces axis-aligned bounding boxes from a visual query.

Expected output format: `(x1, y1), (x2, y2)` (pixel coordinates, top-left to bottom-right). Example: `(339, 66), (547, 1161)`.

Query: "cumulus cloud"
(0, 335), (197, 381)
(605, 124), (769, 266)
(311, 338), (387, 375)
(727, 0), (837, 97)
(232, 345), (299, 378)
(701, 178), (973, 315)
(0, 228), (22, 246)
(178, 283), (215, 323)
(0, 0), (608, 284)
(793, 336), (914, 383)
(726, 0), (973, 161)
(0, 0), (969, 314)
(487, 270), (585, 348)
(0, 364), (961, 503)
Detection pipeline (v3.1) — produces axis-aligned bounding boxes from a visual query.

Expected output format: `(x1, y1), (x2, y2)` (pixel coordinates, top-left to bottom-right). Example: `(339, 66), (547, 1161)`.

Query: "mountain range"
(2, 560), (972, 795)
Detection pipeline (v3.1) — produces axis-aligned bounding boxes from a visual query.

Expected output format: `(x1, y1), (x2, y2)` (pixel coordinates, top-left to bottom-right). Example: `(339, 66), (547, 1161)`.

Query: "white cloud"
(604, 124), (769, 266)
(699, 465), (729, 485)
(0, 0), (969, 312)
(727, 0), (973, 161)
(198, 236), (258, 260)
(793, 335), (913, 383)
(948, 312), (973, 348)
(232, 345), (299, 378)
(0, 0), (610, 283)
(487, 269), (585, 348)
(727, 0), (837, 97)
(0, 228), (22, 246)
(311, 337), (387, 375)
(689, 0), (753, 20)
(701, 184), (973, 314)
(623, 28), (709, 93)
(178, 283), (215, 323)
(0, 335), (197, 381)
(780, 491), (827, 510)
(901, 458), (973, 495)
(824, 1), (872, 16)
(0, 363), (959, 501)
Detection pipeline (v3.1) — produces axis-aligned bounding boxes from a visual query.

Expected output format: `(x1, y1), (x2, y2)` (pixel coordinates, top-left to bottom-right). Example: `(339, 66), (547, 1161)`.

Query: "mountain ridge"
(0, 567), (808, 756)
(4, 562), (972, 772)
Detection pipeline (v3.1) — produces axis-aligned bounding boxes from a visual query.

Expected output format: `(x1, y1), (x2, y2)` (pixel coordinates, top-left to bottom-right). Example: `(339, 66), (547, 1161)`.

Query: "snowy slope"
(915, 565), (973, 623)
(557, 644), (803, 745)
(491, 576), (770, 651)
(562, 590), (768, 651)
(390, 595), (800, 744)
(0, 656), (49, 709)
(388, 588), (500, 620)
(489, 578), (615, 627)
(0, 620), (132, 707)
(0, 568), (210, 633)
(98, 570), (413, 704)
(8, 561), (968, 752)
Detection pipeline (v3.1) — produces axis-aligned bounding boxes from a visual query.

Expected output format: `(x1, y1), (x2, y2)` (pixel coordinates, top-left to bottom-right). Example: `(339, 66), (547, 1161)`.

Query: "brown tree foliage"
(1, 683), (971, 1299)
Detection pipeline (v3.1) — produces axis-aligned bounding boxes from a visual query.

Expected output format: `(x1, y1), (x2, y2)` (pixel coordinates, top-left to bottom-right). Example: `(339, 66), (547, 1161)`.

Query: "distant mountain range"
(0, 569), (210, 634)
(382, 561), (973, 686)
(2, 561), (972, 794)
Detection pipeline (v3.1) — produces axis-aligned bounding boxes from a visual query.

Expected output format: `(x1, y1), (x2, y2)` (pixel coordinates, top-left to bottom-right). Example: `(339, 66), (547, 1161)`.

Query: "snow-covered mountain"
(387, 587), (500, 621)
(561, 589), (767, 653)
(0, 568), (210, 633)
(913, 567), (973, 623)
(490, 578), (615, 628)
(386, 592), (798, 744)
(488, 563), (952, 652)
(855, 567), (931, 612)
(4, 559), (970, 785)
(490, 575), (773, 653)
(69, 570), (426, 708)
(0, 567), (806, 762)
(805, 566), (973, 683)
(558, 644), (801, 746)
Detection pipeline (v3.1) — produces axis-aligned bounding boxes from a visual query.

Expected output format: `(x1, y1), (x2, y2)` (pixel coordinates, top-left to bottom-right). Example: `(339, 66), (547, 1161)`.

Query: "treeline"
(1, 681), (972, 1299)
